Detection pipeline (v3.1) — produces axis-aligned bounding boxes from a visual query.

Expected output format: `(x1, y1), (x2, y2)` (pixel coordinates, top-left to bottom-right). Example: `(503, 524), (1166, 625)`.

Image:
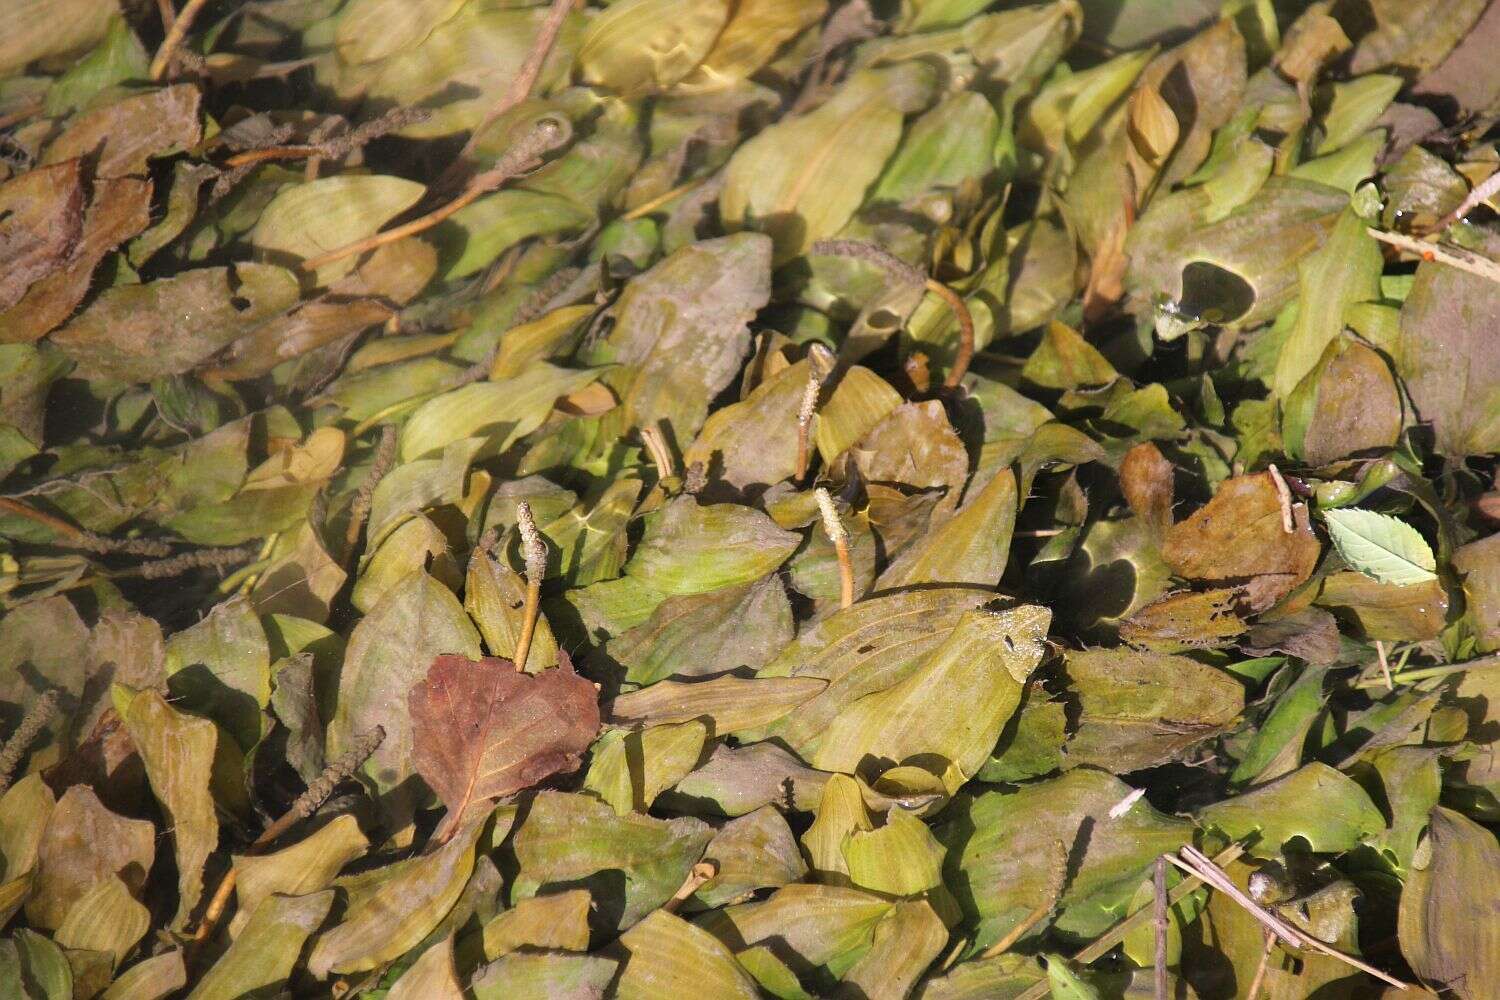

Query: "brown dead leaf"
(0, 160), (84, 310)
(211, 298), (394, 381)
(50, 263), (301, 382)
(1162, 472), (1320, 607)
(0, 176), (151, 343)
(409, 651), (600, 842)
(1119, 441), (1175, 539)
(41, 85), (202, 179)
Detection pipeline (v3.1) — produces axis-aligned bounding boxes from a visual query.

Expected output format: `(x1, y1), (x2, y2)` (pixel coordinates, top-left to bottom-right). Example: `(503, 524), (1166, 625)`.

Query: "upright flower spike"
(816, 487), (854, 610)
(514, 502), (547, 673)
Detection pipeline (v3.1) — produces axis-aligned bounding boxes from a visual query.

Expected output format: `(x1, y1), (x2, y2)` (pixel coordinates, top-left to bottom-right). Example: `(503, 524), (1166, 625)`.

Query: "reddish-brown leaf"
(409, 651), (600, 841)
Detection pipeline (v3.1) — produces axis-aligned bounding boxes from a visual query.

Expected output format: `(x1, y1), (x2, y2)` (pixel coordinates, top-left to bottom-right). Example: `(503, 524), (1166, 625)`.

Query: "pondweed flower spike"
(0, 690), (59, 797)
(514, 502), (547, 672)
(816, 487), (854, 609)
(193, 726), (386, 944)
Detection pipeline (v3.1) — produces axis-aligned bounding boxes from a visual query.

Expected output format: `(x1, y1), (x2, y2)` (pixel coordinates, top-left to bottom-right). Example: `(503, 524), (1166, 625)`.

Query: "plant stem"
(149, 0), (211, 80)
(301, 119), (568, 274)
(930, 278), (975, 389)
(191, 727), (385, 944)
(662, 862), (717, 914)
(453, 0), (574, 169)
(1154, 856), (1169, 1000)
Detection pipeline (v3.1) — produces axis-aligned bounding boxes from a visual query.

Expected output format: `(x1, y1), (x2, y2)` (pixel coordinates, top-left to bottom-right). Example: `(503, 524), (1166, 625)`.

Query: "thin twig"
(1154, 856), (1169, 1000)
(300, 119), (569, 274)
(192, 726), (385, 944)
(149, 0), (211, 80)
(1245, 929), (1277, 999)
(661, 861), (717, 915)
(455, 0), (573, 170)
(640, 426), (676, 480)
(1434, 166), (1500, 230)
(0, 691), (59, 797)
(1167, 846), (1408, 989)
(1267, 464), (1294, 534)
(1367, 227), (1500, 285)
(1012, 843), (1246, 1000)
(345, 425), (398, 553)
(1375, 640), (1393, 692)
(815, 488), (854, 609)
(513, 503), (547, 673)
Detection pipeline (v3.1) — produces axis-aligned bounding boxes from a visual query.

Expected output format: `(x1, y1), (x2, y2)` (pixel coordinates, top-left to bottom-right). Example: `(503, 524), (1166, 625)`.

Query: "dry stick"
(192, 726), (386, 944)
(149, 0), (211, 80)
(301, 119), (569, 274)
(640, 426), (676, 479)
(1267, 464), (1295, 534)
(1013, 843), (1247, 1000)
(1244, 929), (1277, 999)
(815, 488), (854, 610)
(795, 373), (820, 482)
(0, 691), (59, 797)
(1154, 856), (1169, 1000)
(1367, 227), (1500, 285)
(1167, 846), (1408, 990)
(662, 861), (717, 915)
(1435, 166), (1500, 231)
(345, 424), (398, 553)
(454, 0), (574, 169)
(513, 502), (547, 672)
(1375, 639), (1394, 692)
(808, 239), (974, 389)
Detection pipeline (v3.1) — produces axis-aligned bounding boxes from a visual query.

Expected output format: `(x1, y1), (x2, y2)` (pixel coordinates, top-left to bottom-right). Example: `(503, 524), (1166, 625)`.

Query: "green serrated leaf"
(1323, 507), (1438, 586)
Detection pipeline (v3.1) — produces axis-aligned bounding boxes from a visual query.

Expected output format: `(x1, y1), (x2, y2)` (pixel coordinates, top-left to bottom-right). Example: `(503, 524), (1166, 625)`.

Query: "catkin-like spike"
(253, 726), (385, 850)
(194, 725), (387, 945)
(516, 502), (547, 584)
(513, 502), (547, 672)
(129, 544), (260, 579)
(810, 239), (926, 288)
(814, 488), (846, 544)
(815, 488), (855, 609)
(795, 374), (820, 482)
(0, 690), (59, 796)
(345, 424), (398, 551)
